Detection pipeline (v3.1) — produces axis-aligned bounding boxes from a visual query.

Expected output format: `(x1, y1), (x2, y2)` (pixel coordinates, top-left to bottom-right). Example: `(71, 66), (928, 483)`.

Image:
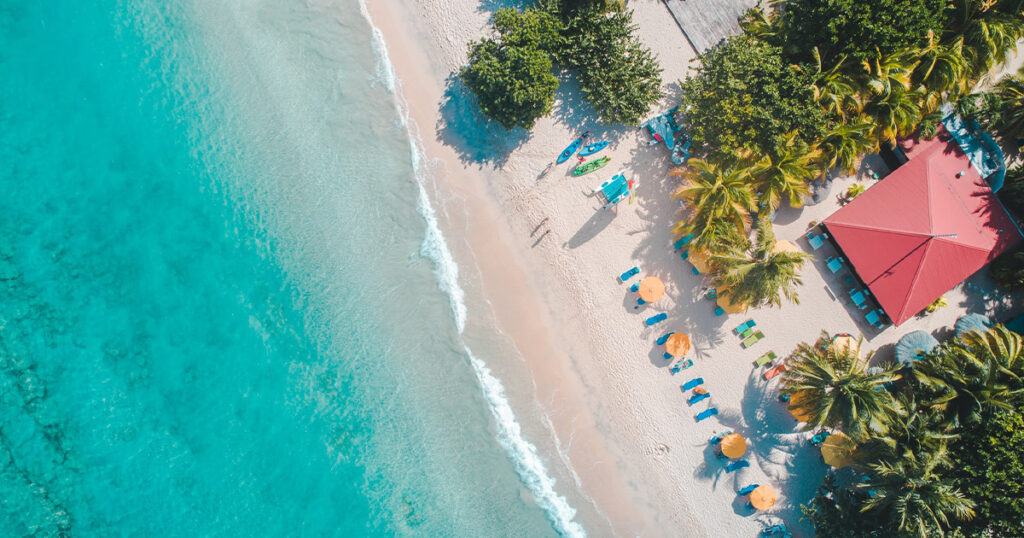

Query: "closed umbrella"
(895, 330), (939, 364)
(749, 485), (776, 510)
(638, 276), (665, 303)
(720, 433), (747, 459)
(955, 313), (991, 336)
(821, 432), (857, 468)
(665, 333), (691, 357)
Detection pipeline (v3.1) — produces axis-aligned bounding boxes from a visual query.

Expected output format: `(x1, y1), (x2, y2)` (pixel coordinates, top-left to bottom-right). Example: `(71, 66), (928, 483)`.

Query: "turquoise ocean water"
(0, 0), (586, 535)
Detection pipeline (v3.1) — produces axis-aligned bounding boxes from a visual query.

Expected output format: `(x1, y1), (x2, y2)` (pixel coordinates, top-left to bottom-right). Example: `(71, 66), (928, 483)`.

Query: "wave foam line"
(357, 3), (585, 536)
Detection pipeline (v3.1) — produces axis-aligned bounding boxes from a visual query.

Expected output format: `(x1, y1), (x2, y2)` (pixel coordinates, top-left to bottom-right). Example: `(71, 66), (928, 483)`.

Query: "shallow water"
(0, 0), (580, 535)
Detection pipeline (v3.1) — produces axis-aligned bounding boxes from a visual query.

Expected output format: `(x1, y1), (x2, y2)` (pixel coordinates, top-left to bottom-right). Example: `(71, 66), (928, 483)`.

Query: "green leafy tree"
(856, 393), (958, 467)
(781, 332), (900, 441)
(864, 85), (925, 143)
(782, 0), (945, 65)
(556, 8), (663, 125)
(857, 447), (975, 537)
(801, 474), (891, 537)
(990, 244), (1024, 289)
(913, 326), (1024, 429)
(460, 9), (562, 130)
(942, 0), (1024, 81)
(710, 217), (811, 307)
(949, 410), (1024, 537)
(912, 32), (969, 109)
(797, 47), (862, 122)
(750, 133), (817, 211)
(679, 35), (823, 155)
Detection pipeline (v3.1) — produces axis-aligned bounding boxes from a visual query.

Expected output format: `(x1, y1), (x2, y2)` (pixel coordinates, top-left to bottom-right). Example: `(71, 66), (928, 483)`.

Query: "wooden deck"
(661, 0), (758, 53)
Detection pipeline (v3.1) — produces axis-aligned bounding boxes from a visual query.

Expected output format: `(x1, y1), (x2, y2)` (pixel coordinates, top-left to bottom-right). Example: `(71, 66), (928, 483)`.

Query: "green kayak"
(572, 156), (611, 176)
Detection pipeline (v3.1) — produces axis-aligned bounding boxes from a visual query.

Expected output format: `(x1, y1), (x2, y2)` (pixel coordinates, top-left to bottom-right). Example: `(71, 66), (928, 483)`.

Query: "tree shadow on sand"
(436, 74), (532, 168)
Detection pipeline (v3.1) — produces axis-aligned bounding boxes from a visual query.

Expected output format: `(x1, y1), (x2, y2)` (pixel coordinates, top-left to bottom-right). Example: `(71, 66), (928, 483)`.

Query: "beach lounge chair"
(764, 363), (787, 380)
(725, 460), (749, 472)
(710, 430), (733, 444)
(692, 267), (700, 275)
(688, 392), (710, 405)
(619, 266), (640, 283)
(733, 319), (755, 334)
(739, 327), (756, 339)
(637, 297), (647, 306)
(714, 306), (725, 316)
(827, 257), (845, 273)
(754, 351), (777, 367)
(706, 288), (717, 300)
(695, 408), (718, 422)
(738, 484), (759, 496)
(630, 283), (640, 293)
(681, 377), (704, 391)
(741, 331), (765, 348)
(663, 352), (673, 360)
(645, 313), (667, 326)
(673, 233), (694, 250)
(810, 431), (831, 446)
(681, 249), (689, 260)
(656, 332), (674, 345)
(669, 359), (693, 374)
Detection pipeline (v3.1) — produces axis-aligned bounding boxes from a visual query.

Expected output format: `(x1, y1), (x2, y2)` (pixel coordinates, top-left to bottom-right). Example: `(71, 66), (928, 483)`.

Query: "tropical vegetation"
(710, 218), (811, 307)
(799, 325), (1024, 536)
(461, 1), (662, 129)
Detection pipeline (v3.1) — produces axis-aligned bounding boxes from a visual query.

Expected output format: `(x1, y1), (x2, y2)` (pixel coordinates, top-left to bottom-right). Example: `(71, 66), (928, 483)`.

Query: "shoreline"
(361, 0), (662, 534)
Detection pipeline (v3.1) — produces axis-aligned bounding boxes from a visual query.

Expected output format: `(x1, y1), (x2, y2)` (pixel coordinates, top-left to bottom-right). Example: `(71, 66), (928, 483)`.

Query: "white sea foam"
(357, 3), (585, 536)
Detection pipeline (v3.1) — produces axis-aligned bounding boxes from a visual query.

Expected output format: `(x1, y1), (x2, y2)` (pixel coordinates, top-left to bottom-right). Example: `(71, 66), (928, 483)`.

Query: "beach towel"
(695, 408), (718, 422)
(645, 313), (667, 326)
(681, 377), (704, 391)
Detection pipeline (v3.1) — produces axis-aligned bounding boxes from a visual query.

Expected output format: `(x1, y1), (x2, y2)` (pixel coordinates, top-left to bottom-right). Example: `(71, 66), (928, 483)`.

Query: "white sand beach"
(364, 0), (1023, 535)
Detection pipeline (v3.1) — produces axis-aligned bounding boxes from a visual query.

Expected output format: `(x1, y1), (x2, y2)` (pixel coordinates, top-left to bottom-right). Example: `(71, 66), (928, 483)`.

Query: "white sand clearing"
(362, 0), (1023, 536)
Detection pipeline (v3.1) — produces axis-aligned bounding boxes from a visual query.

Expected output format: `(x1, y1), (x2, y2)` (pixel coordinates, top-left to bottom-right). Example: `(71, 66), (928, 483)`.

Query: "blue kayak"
(579, 141), (609, 157)
(556, 131), (590, 163)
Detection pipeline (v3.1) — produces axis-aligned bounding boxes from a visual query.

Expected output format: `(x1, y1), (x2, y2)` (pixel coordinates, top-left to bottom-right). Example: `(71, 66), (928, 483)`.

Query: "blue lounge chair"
(673, 234), (694, 250)
(663, 352), (673, 360)
(706, 288), (717, 300)
(669, 359), (693, 374)
(656, 332), (674, 345)
(695, 408), (718, 422)
(734, 319), (755, 334)
(810, 431), (831, 446)
(692, 267), (700, 275)
(710, 430), (732, 444)
(714, 306), (725, 316)
(682, 377), (704, 391)
(738, 484), (759, 495)
(688, 392), (710, 405)
(630, 283), (640, 293)
(637, 298), (647, 306)
(645, 313), (667, 326)
(726, 459), (749, 472)
(619, 266), (640, 282)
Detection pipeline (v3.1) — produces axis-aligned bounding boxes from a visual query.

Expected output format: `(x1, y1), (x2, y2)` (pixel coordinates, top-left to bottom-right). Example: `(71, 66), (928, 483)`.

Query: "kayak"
(578, 141), (609, 157)
(572, 156), (611, 176)
(556, 131), (590, 163)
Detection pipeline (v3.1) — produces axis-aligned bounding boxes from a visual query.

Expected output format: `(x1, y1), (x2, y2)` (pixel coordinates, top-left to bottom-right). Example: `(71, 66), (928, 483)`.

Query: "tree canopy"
(460, 9), (561, 130)
(949, 410), (1024, 537)
(679, 36), (823, 157)
(783, 0), (945, 64)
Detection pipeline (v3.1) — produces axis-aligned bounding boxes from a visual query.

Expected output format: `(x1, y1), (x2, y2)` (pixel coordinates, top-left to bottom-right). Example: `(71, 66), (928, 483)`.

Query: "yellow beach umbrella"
(772, 240), (801, 254)
(720, 433), (747, 459)
(687, 249), (714, 274)
(749, 485), (777, 511)
(787, 391), (813, 423)
(638, 276), (665, 302)
(832, 334), (860, 356)
(665, 333), (691, 357)
(821, 432), (857, 468)
(716, 291), (749, 315)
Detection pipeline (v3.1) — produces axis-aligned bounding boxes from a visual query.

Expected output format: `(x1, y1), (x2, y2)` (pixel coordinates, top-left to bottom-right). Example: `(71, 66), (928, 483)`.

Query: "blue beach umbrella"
(895, 331), (940, 364)
(955, 313), (992, 336)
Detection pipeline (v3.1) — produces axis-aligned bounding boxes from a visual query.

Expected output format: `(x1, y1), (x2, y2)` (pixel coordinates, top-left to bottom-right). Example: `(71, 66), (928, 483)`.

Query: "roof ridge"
(826, 221), (931, 238)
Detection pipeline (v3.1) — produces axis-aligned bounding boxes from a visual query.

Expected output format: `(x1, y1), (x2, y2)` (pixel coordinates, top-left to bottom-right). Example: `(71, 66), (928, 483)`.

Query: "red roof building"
(824, 129), (1022, 325)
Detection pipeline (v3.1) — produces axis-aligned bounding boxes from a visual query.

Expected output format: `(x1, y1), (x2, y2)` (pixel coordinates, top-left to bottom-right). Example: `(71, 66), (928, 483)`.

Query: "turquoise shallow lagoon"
(0, 1), (580, 535)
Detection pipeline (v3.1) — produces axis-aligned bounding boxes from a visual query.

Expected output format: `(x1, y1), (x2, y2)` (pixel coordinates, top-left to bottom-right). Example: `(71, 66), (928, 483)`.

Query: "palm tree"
(986, 68), (1024, 159)
(750, 134), (817, 212)
(912, 32), (969, 110)
(863, 85), (925, 143)
(816, 120), (877, 174)
(859, 50), (915, 101)
(942, 0), (1024, 82)
(796, 47), (861, 122)
(710, 218), (811, 308)
(857, 447), (975, 537)
(913, 325), (1024, 428)
(672, 212), (748, 258)
(781, 332), (900, 441)
(670, 158), (757, 235)
(856, 393), (958, 466)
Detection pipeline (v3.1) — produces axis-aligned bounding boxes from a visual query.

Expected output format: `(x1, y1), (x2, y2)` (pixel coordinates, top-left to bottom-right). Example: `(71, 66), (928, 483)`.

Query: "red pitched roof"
(824, 130), (1021, 325)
